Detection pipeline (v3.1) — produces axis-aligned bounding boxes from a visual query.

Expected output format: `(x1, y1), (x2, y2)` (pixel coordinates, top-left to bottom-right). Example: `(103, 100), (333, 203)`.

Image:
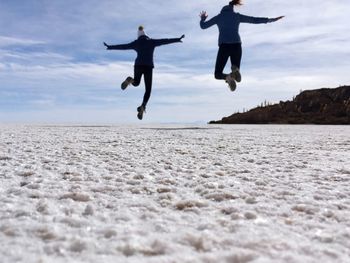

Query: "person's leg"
(132, 66), (143, 87)
(230, 43), (242, 82)
(229, 43), (242, 69)
(141, 67), (153, 107)
(121, 66), (141, 90)
(137, 66), (153, 120)
(214, 44), (230, 80)
(215, 44), (236, 91)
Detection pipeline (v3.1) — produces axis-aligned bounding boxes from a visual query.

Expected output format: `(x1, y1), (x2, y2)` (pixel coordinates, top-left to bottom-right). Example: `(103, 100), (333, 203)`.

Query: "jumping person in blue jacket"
(104, 26), (185, 120)
(200, 0), (284, 91)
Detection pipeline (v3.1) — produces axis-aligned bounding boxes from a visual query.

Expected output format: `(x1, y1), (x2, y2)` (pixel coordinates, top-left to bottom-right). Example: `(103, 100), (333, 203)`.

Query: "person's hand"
(103, 42), (110, 49)
(199, 11), (208, 20)
(179, 34), (185, 42)
(271, 16), (285, 22)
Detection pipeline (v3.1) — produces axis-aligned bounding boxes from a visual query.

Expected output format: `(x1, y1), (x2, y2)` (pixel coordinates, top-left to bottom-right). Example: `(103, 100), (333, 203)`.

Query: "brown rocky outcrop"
(209, 86), (350, 124)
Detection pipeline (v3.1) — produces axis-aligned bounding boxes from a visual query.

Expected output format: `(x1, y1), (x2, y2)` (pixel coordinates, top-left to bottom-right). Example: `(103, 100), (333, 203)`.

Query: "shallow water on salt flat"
(0, 124), (349, 263)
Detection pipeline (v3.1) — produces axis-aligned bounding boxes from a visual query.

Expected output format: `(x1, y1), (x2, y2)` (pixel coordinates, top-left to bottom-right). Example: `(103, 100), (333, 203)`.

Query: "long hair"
(229, 0), (243, 6)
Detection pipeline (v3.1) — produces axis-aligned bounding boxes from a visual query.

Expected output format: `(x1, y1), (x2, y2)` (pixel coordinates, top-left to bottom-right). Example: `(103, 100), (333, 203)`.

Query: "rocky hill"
(209, 86), (350, 125)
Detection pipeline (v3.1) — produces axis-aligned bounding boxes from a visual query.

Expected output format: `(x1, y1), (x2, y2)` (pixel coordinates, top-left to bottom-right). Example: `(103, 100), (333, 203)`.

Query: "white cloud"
(29, 98), (56, 107)
(0, 36), (46, 47)
(0, 50), (73, 64)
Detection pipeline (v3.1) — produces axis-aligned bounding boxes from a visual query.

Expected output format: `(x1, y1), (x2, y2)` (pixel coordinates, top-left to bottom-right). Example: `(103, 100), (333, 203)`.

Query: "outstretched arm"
(153, 35), (185, 47)
(239, 14), (284, 24)
(199, 11), (218, 29)
(103, 41), (136, 50)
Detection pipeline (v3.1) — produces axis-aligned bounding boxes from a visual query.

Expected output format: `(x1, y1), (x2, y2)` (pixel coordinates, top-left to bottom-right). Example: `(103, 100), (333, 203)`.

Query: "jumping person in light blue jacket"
(200, 0), (284, 91)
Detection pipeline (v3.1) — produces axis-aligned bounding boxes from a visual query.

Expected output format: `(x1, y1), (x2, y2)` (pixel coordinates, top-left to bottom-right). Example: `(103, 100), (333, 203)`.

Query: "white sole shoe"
(231, 66), (241, 83)
(225, 75), (236, 92)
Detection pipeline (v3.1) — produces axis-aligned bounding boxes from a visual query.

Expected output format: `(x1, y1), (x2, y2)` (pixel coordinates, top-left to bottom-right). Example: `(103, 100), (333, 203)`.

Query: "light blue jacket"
(200, 5), (273, 45)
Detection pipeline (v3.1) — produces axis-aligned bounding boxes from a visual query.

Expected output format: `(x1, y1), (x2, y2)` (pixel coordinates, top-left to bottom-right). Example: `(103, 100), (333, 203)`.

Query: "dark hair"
(229, 0), (243, 6)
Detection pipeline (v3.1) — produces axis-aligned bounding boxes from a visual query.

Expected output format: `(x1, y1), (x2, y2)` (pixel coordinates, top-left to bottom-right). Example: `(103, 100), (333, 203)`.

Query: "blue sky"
(1, 0), (350, 124)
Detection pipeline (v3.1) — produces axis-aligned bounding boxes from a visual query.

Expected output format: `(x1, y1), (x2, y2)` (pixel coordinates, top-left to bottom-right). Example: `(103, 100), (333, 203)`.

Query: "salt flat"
(0, 125), (349, 263)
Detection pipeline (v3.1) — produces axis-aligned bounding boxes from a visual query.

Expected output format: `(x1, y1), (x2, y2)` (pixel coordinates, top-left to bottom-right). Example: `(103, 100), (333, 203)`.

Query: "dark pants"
(132, 65), (153, 107)
(215, 43), (242, 80)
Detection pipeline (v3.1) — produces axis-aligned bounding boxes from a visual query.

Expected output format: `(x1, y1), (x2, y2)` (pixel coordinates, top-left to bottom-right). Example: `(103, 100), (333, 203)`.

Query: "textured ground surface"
(0, 125), (349, 263)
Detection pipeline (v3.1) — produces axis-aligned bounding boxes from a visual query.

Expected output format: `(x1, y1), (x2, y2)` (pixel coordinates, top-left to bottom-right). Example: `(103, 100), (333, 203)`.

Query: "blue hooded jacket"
(107, 35), (181, 68)
(200, 5), (273, 45)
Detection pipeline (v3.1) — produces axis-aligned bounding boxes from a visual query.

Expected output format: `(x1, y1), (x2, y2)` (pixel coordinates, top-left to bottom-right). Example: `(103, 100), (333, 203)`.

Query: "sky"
(1, 0), (350, 124)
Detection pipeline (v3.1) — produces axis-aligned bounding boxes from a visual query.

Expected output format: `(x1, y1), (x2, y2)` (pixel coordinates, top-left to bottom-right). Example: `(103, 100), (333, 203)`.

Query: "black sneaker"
(137, 105), (146, 120)
(121, 77), (133, 90)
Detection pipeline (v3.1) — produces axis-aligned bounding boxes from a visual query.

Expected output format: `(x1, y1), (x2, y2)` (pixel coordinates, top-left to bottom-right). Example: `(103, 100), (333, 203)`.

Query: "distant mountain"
(209, 86), (350, 125)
